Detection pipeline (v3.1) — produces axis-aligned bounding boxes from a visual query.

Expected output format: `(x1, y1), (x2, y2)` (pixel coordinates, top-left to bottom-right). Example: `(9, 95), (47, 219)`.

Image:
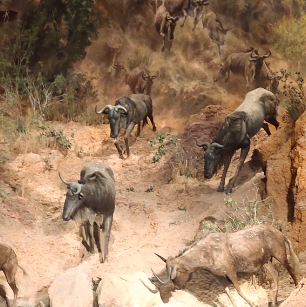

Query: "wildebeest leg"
(79, 222), (92, 252)
(87, 221), (95, 254)
(114, 138), (124, 159)
(124, 122), (136, 157)
(261, 122), (272, 136)
(3, 267), (18, 307)
(218, 153), (233, 192)
(263, 262), (279, 307)
(148, 114), (157, 132)
(226, 144), (250, 194)
(265, 117), (279, 130)
(180, 15), (188, 28)
(219, 274), (257, 307)
(216, 276), (238, 307)
(100, 213), (113, 263)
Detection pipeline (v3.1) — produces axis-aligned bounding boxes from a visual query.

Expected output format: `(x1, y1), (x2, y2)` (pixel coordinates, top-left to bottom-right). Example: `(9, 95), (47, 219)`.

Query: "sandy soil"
(0, 117), (304, 307)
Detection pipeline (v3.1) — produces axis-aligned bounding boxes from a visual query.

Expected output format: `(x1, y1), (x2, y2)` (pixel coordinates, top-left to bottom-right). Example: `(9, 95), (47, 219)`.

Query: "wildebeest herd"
(0, 2), (300, 307)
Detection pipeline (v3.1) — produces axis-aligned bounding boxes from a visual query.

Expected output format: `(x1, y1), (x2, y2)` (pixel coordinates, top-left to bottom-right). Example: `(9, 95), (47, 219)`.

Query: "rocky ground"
(0, 106), (305, 307)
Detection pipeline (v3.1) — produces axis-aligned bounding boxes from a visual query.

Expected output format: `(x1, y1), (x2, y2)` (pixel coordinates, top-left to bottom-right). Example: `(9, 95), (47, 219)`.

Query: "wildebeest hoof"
(217, 186), (224, 192)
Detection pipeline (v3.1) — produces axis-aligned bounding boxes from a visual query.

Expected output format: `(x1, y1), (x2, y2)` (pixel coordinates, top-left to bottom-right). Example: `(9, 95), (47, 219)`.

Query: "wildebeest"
(151, 224), (300, 307)
(255, 61), (284, 94)
(154, 5), (180, 51)
(214, 47), (271, 91)
(108, 61), (127, 79)
(59, 162), (116, 263)
(95, 94), (156, 159)
(202, 10), (231, 56)
(196, 88), (279, 194)
(179, 0), (209, 30)
(125, 67), (159, 94)
(0, 243), (28, 307)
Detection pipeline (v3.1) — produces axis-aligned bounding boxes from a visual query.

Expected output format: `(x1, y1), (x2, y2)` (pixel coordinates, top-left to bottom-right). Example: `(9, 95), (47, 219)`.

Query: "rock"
(97, 271), (163, 307)
(48, 262), (94, 307)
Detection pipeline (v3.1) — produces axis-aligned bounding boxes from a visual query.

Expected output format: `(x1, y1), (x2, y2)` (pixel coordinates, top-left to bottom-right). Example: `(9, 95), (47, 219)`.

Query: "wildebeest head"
(151, 253), (192, 290)
(59, 173), (85, 221)
(166, 14), (180, 41)
(196, 140), (224, 179)
(141, 70), (159, 96)
(95, 104), (128, 138)
(250, 49), (272, 79)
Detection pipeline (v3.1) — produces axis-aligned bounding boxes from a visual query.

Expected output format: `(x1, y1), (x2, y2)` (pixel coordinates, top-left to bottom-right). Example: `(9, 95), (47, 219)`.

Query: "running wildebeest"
(59, 162), (116, 263)
(196, 88), (279, 194)
(152, 224), (300, 307)
(214, 47), (271, 91)
(154, 5), (180, 51)
(95, 94), (156, 159)
(0, 243), (28, 307)
(202, 10), (232, 56)
(125, 67), (159, 95)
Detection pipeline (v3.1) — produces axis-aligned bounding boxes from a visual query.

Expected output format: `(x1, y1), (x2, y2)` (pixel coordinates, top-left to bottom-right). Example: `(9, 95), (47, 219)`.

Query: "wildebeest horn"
(211, 142), (225, 149)
(114, 105), (128, 113)
(154, 252), (167, 263)
(196, 139), (209, 148)
(250, 50), (259, 59)
(262, 50), (271, 59)
(151, 264), (172, 284)
(59, 172), (72, 186)
(95, 105), (113, 114)
(152, 71), (159, 79)
(142, 71), (150, 80)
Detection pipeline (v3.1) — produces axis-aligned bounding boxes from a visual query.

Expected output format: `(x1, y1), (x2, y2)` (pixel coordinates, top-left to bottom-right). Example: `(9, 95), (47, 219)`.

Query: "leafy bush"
(148, 133), (178, 163)
(39, 125), (72, 154)
(199, 184), (274, 234)
(281, 69), (306, 121)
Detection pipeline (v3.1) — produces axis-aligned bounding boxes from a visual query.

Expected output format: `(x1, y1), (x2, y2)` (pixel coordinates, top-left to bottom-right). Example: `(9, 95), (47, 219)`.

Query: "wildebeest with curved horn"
(59, 162), (116, 263)
(125, 67), (159, 95)
(196, 88), (279, 194)
(151, 224), (300, 307)
(95, 94), (156, 159)
(214, 47), (271, 91)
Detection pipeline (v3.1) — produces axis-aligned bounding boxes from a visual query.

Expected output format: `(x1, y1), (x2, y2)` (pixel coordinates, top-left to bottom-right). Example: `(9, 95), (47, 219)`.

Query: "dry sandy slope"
(0, 118), (304, 307)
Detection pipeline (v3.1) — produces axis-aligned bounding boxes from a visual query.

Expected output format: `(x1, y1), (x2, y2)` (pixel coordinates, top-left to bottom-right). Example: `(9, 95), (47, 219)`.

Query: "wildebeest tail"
(18, 264), (30, 286)
(284, 235), (300, 276)
(142, 116), (148, 128)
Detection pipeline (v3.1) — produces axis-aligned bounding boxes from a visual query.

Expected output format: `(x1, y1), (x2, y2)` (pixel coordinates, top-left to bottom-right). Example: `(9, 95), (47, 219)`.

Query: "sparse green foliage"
(126, 186), (135, 192)
(200, 184), (274, 234)
(271, 14), (306, 61)
(281, 69), (306, 121)
(40, 125), (72, 154)
(145, 186), (154, 192)
(149, 133), (178, 163)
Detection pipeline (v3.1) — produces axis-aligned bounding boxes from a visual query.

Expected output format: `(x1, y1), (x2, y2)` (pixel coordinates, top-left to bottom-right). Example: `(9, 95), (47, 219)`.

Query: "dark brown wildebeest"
(180, 0), (210, 31)
(214, 47), (271, 91)
(59, 162), (116, 263)
(125, 67), (159, 95)
(152, 224), (300, 307)
(154, 4), (180, 51)
(0, 243), (28, 307)
(202, 10), (231, 56)
(196, 88), (279, 194)
(95, 94), (156, 159)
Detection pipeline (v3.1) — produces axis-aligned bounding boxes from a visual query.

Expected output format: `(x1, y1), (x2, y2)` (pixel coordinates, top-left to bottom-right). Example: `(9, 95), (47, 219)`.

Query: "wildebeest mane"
(213, 111), (248, 147)
(176, 231), (213, 257)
